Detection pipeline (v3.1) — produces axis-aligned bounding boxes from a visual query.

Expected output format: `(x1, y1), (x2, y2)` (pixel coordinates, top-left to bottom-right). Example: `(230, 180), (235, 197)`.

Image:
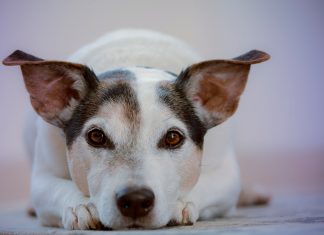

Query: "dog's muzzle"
(116, 186), (155, 219)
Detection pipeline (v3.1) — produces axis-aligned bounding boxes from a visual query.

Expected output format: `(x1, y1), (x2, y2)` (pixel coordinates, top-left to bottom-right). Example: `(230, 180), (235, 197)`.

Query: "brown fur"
(68, 149), (91, 196)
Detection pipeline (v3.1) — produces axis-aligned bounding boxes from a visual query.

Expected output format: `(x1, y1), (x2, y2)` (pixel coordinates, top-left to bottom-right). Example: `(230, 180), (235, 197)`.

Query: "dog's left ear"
(3, 50), (99, 128)
(176, 50), (270, 128)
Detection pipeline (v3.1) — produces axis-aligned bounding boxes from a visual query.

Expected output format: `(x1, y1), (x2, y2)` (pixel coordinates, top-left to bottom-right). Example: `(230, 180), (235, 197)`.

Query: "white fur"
(68, 29), (201, 74)
(27, 29), (241, 229)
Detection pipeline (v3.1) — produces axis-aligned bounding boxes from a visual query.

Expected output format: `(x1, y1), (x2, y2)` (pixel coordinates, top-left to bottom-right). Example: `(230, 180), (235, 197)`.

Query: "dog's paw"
(62, 203), (102, 230)
(168, 200), (198, 226)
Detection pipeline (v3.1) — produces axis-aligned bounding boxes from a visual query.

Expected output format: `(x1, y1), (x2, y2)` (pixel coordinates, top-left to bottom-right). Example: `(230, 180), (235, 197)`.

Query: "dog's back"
(68, 29), (201, 74)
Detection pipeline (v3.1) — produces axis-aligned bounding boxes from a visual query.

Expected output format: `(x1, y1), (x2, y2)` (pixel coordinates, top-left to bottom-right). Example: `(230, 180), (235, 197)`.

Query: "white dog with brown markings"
(3, 30), (270, 230)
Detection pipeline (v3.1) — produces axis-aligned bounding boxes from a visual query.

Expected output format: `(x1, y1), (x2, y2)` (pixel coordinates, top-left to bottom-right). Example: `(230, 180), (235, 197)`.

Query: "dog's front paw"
(62, 203), (102, 230)
(168, 200), (198, 226)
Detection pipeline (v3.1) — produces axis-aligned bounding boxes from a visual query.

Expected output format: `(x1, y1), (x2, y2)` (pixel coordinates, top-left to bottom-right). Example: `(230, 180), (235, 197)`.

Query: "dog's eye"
(86, 129), (115, 149)
(159, 129), (185, 149)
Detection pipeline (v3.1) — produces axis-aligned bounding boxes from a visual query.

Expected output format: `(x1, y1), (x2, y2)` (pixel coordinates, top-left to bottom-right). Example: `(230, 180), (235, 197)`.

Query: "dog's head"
(3, 50), (269, 229)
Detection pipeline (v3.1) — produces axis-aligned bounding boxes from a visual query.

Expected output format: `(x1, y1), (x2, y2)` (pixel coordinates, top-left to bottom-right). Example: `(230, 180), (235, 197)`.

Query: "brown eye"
(159, 129), (185, 149)
(87, 129), (115, 149)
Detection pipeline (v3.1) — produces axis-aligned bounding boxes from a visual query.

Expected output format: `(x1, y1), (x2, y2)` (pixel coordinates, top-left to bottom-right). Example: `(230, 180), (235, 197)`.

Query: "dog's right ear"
(176, 50), (270, 129)
(3, 50), (99, 128)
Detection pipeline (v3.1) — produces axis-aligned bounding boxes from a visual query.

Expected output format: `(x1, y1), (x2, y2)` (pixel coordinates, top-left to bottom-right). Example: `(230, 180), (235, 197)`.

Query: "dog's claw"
(169, 201), (198, 226)
(62, 203), (102, 230)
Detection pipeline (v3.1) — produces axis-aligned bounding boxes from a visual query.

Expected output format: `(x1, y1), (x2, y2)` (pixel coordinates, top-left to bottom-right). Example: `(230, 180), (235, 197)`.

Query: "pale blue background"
(1, 0), (323, 161)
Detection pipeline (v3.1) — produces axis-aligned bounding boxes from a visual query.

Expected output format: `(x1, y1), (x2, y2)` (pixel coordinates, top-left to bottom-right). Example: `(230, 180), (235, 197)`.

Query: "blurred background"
(0, 0), (323, 210)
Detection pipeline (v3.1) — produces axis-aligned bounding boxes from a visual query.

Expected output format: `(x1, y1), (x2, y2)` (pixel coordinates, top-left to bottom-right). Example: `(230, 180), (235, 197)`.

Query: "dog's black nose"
(116, 187), (155, 219)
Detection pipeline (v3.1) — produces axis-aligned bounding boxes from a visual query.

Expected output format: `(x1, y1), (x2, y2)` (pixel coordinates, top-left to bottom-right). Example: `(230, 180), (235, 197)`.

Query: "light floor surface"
(0, 192), (323, 235)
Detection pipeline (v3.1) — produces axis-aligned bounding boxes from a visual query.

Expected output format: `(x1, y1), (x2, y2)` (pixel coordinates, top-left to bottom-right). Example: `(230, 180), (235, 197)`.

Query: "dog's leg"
(31, 120), (101, 230)
(31, 174), (101, 229)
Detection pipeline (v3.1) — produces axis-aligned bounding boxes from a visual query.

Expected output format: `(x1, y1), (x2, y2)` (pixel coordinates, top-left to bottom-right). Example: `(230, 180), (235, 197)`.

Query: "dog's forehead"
(98, 69), (136, 81)
(98, 67), (176, 82)
(128, 67), (176, 82)
(65, 67), (206, 148)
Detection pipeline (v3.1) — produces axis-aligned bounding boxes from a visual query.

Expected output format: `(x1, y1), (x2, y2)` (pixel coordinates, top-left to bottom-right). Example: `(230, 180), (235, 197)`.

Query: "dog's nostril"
(141, 200), (152, 209)
(116, 187), (155, 219)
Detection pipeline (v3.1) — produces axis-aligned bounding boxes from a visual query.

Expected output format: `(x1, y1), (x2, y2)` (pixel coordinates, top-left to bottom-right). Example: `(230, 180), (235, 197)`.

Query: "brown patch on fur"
(179, 148), (203, 194)
(69, 151), (90, 196)
(65, 79), (140, 148)
(101, 79), (140, 131)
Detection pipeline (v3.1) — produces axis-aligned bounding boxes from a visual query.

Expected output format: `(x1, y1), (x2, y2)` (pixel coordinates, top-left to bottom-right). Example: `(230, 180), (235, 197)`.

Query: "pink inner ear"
(26, 73), (80, 123)
(195, 76), (229, 111)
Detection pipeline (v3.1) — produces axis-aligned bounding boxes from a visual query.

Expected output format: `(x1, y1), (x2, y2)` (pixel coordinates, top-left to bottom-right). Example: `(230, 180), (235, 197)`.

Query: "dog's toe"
(62, 203), (101, 230)
(169, 201), (198, 226)
(181, 202), (198, 225)
(62, 207), (78, 229)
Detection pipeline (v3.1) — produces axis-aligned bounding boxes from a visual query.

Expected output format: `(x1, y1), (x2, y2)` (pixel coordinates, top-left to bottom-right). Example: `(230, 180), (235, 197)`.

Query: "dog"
(3, 29), (270, 230)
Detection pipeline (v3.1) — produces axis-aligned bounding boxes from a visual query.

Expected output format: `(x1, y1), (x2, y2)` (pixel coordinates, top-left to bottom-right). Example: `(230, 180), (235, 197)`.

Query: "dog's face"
(3, 50), (269, 229)
(65, 67), (206, 228)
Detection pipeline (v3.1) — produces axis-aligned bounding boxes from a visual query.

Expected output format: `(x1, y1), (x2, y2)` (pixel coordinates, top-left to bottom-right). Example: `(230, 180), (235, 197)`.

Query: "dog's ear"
(3, 50), (99, 128)
(176, 50), (270, 128)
